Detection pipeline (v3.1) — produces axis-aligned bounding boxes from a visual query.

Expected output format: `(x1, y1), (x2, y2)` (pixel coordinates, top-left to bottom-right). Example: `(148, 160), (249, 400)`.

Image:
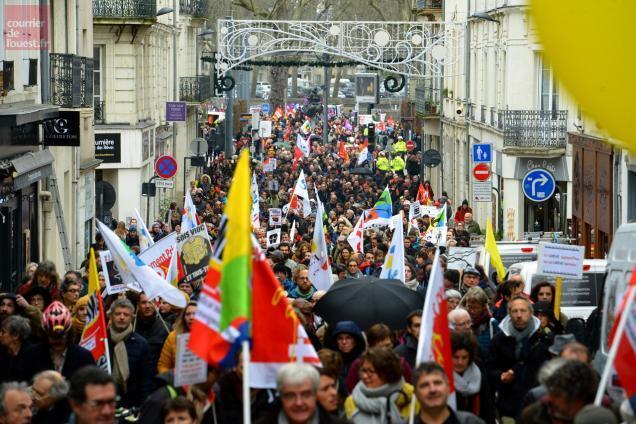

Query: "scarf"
(110, 324), (133, 390)
(453, 362), (481, 396)
(350, 379), (406, 424)
(499, 315), (540, 359)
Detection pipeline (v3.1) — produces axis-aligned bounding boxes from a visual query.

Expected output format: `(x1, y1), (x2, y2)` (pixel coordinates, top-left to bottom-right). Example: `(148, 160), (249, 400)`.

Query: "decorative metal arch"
(216, 19), (464, 78)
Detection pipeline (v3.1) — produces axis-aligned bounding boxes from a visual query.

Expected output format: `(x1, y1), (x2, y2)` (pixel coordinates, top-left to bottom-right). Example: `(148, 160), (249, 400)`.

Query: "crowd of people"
(0, 109), (632, 424)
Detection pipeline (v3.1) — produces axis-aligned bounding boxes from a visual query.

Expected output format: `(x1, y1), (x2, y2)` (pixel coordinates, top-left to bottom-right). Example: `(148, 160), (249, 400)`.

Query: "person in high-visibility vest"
(391, 155), (405, 172)
(393, 136), (407, 155)
(377, 151), (390, 171)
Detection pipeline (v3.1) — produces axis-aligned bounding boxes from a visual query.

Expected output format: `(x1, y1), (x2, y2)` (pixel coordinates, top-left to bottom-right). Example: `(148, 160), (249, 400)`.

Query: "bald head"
(464, 213), (473, 223)
(448, 308), (472, 332)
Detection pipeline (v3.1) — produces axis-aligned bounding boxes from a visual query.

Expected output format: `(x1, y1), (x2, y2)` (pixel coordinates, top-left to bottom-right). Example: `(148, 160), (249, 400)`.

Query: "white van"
(507, 259), (607, 320)
(474, 241), (539, 279)
(594, 223), (636, 402)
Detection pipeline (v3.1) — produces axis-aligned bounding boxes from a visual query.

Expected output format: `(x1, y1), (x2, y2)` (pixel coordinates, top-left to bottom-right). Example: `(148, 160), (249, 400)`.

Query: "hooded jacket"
(326, 321), (366, 392)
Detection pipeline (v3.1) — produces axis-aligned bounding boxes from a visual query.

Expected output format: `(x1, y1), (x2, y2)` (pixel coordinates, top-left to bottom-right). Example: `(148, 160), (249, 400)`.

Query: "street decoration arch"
(215, 19), (464, 81)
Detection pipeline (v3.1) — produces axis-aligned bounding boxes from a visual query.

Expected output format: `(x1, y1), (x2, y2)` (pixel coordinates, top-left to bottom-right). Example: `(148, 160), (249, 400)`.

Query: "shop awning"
(11, 150), (55, 190)
(0, 103), (59, 127)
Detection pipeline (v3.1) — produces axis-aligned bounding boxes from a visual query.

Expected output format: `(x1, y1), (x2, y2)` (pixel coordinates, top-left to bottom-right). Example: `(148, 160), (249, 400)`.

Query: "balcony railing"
(180, 76), (211, 103)
(501, 110), (568, 150)
(50, 54), (93, 108)
(415, 87), (440, 115)
(93, 0), (157, 19)
(490, 107), (496, 127)
(180, 0), (208, 16)
(94, 99), (105, 124)
(416, 0), (443, 10)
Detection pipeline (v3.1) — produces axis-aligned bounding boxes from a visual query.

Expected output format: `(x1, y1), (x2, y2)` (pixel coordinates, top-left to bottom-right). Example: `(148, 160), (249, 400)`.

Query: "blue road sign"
(155, 155), (178, 179)
(522, 168), (556, 202)
(472, 143), (492, 163)
(262, 103), (270, 114)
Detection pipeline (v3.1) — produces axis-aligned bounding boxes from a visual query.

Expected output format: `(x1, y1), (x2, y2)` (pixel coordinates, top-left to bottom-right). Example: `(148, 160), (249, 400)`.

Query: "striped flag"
(363, 186), (393, 228)
(79, 248), (111, 373)
(308, 187), (333, 292)
(181, 191), (199, 232)
(189, 151), (251, 367)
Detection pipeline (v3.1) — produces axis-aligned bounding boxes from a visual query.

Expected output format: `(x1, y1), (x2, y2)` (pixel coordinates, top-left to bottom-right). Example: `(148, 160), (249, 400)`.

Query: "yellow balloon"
(530, 0), (636, 151)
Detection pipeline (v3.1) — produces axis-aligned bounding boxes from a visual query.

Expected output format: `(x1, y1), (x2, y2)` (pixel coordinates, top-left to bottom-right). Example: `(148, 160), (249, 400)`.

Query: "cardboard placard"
(447, 247), (477, 271)
(99, 250), (141, 294)
(269, 208), (282, 227)
(176, 224), (213, 284)
(537, 242), (585, 279)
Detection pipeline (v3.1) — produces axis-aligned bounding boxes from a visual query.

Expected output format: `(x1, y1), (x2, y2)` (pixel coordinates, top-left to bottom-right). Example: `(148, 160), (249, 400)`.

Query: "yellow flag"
(88, 248), (100, 294)
(485, 219), (505, 282)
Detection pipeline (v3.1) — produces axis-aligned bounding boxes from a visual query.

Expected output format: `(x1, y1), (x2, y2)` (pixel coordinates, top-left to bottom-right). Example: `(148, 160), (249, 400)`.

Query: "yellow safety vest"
(377, 157), (390, 171)
(391, 156), (405, 171)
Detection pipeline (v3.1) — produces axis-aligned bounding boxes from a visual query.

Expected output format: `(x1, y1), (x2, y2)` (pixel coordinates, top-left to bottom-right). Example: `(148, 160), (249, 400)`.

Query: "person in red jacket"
(454, 200), (473, 224)
(18, 260), (61, 301)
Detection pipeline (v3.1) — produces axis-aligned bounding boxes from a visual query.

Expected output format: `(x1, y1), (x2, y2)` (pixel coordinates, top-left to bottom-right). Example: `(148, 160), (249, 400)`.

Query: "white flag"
(133, 208), (155, 252)
(251, 173), (260, 229)
(290, 220), (297, 243)
(181, 191), (198, 232)
(309, 188), (333, 291)
(347, 214), (365, 254)
(380, 214), (405, 282)
(357, 147), (369, 166)
(297, 133), (310, 157)
(96, 220), (187, 308)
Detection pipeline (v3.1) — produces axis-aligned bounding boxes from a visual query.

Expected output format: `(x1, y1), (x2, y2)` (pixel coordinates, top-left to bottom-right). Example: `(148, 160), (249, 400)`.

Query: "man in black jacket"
(487, 296), (552, 421)
(134, 293), (169, 375)
(107, 298), (153, 408)
(394, 309), (422, 369)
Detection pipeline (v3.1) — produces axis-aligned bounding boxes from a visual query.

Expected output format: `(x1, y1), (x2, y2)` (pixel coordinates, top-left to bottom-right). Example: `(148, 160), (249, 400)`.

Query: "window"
(28, 59), (38, 86)
(1, 61), (14, 91)
(93, 46), (103, 104)
(538, 57), (559, 112)
(629, 170), (636, 222)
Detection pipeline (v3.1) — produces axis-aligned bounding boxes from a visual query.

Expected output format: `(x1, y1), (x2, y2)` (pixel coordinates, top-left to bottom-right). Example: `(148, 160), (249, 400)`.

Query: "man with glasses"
(30, 370), (69, 424)
(395, 309), (422, 368)
(0, 382), (32, 424)
(68, 366), (117, 424)
(60, 279), (82, 312)
(448, 308), (473, 333)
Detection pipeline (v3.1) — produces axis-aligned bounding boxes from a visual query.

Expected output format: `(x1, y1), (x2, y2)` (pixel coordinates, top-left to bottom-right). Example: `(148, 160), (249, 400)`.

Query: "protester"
(326, 321), (366, 394)
(0, 382), (33, 424)
(394, 309), (422, 369)
(67, 366), (117, 424)
(412, 362), (485, 424)
(134, 293), (170, 374)
(0, 316), (32, 384)
(459, 287), (498, 355)
(30, 370), (70, 424)
(160, 397), (198, 424)
(345, 347), (414, 423)
(158, 301), (197, 373)
(18, 260), (60, 301)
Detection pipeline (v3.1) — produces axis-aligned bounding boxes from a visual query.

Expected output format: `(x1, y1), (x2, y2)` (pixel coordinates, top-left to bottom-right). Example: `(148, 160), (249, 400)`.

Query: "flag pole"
(594, 284), (636, 405)
(242, 340), (251, 424)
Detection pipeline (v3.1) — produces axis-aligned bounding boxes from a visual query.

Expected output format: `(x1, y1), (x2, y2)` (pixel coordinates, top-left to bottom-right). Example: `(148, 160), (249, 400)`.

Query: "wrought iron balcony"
(501, 110), (568, 153)
(179, 76), (211, 103)
(50, 54), (93, 108)
(94, 99), (105, 124)
(416, 0), (443, 11)
(93, 0), (157, 19)
(180, 0), (208, 17)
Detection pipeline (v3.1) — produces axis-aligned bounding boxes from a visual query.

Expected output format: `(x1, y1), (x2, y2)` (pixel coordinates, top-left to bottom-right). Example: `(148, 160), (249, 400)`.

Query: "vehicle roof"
(508, 259), (608, 272)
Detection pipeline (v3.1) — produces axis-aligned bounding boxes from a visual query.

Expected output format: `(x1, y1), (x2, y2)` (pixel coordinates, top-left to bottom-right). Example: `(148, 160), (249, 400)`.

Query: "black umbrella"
(313, 276), (424, 331)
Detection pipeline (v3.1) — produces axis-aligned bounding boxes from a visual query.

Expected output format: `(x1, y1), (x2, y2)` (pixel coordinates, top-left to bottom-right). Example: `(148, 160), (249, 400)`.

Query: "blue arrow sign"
(472, 143), (492, 163)
(522, 168), (556, 202)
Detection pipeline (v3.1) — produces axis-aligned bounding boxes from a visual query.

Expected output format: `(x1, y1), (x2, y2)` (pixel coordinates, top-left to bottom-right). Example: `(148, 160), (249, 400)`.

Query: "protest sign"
(410, 202), (422, 219)
(174, 333), (207, 387)
(139, 232), (177, 279)
(538, 243), (585, 279)
(267, 228), (281, 248)
(176, 223), (212, 284)
(269, 208), (282, 226)
(99, 250), (141, 294)
(447, 247), (477, 271)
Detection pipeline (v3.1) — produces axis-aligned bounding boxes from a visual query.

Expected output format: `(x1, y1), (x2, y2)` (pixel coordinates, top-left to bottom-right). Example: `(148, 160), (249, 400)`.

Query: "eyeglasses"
(360, 367), (377, 375)
(84, 396), (119, 409)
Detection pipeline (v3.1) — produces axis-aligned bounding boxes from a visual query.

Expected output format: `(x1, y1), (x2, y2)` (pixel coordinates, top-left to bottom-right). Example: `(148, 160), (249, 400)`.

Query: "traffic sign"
(155, 155), (178, 179)
(473, 163), (491, 181)
(472, 143), (492, 163)
(262, 103), (270, 114)
(406, 140), (415, 151)
(472, 180), (492, 202)
(522, 168), (556, 202)
(422, 149), (442, 168)
(155, 179), (174, 189)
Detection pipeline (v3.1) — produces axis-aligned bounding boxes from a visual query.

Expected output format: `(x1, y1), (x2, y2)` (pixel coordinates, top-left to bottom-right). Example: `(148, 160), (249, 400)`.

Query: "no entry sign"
(155, 155), (178, 179)
(473, 163), (491, 181)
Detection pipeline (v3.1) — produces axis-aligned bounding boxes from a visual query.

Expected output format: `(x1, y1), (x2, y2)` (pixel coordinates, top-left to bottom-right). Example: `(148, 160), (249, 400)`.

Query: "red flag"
(417, 183), (430, 206)
(387, 115), (395, 127)
(338, 141), (350, 162)
(608, 268), (636, 397)
(250, 250), (320, 387)
(415, 251), (455, 406)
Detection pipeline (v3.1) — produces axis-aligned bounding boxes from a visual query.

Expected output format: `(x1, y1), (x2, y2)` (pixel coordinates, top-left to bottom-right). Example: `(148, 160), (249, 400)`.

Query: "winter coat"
(137, 372), (185, 424)
(454, 206), (473, 224)
(107, 331), (153, 408)
(414, 408), (486, 424)
(254, 402), (351, 424)
(345, 356), (413, 393)
(134, 313), (169, 375)
(486, 317), (552, 418)
(455, 363), (497, 424)
(157, 330), (179, 374)
(25, 342), (95, 382)
(394, 333), (418, 369)
(326, 321), (367, 393)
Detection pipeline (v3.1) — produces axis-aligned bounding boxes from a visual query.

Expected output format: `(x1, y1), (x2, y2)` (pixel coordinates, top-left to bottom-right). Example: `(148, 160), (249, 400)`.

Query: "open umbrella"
(313, 276), (423, 331)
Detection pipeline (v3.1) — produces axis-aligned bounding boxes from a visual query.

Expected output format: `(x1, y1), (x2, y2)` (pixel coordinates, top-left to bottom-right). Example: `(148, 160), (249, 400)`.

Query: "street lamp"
(470, 11), (499, 24)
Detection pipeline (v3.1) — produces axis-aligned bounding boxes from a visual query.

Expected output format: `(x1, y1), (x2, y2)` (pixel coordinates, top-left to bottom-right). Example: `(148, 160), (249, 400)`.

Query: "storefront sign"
(43, 111), (80, 146)
(3, 3), (49, 50)
(166, 101), (186, 122)
(515, 157), (568, 181)
(95, 133), (121, 163)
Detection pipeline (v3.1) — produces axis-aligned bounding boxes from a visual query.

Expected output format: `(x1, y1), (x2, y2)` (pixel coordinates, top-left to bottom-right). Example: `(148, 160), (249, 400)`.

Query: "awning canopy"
(0, 103), (59, 127)
(11, 150), (55, 190)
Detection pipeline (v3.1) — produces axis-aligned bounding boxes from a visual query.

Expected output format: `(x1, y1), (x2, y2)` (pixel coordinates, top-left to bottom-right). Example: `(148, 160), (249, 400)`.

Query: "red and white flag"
(347, 214), (365, 254)
(608, 268), (636, 398)
(250, 250), (320, 388)
(415, 250), (455, 406)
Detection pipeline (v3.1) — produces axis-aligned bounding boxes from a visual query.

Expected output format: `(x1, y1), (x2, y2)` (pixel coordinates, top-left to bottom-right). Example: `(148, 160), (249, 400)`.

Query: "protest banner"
(174, 333), (208, 387)
(176, 223), (213, 284)
(447, 247), (477, 271)
(139, 232), (177, 279)
(267, 228), (281, 248)
(269, 208), (282, 226)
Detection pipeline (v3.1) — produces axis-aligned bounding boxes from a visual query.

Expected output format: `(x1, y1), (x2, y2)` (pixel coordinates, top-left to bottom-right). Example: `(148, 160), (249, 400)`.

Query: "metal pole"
(224, 70), (234, 157)
(465, 2), (472, 207)
(323, 53), (330, 146)
(172, 0), (178, 160)
(183, 157), (187, 199)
